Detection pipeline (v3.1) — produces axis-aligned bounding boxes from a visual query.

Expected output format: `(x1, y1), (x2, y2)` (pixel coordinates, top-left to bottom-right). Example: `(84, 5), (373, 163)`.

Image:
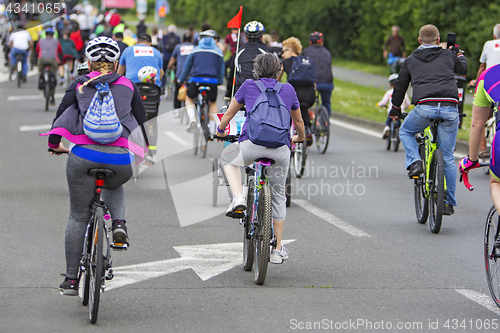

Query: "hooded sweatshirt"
(178, 37), (225, 84)
(392, 45), (467, 108)
(44, 72), (148, 158)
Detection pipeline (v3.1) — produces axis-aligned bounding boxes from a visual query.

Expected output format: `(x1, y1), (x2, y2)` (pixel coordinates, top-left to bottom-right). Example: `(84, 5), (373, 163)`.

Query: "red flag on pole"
(227, 6), (243, 29)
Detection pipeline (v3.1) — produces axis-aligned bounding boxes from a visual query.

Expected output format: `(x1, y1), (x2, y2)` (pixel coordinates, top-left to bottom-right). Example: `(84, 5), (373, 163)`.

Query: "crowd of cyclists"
(3, 4), (498, 301)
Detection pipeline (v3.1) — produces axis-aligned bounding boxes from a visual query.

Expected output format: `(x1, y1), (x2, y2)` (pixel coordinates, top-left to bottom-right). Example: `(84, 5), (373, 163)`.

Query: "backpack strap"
(273, 82), (284, 93)
(254, 79), (267, 93)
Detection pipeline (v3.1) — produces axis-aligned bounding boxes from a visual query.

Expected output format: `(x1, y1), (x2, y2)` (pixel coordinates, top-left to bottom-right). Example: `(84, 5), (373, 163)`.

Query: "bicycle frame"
(421, 122), (448, 196)
(244, 160), (277, 249)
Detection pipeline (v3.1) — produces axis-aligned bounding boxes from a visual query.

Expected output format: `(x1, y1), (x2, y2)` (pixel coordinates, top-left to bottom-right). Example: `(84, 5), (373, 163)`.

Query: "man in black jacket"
(225, 21), (272, 98)
(390, 24), (467, 216)
(302, 31), (334, 116)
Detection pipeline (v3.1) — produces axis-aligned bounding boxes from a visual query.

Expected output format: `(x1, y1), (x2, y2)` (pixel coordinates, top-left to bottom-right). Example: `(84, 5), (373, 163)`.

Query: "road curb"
(331, 111), (470, 156)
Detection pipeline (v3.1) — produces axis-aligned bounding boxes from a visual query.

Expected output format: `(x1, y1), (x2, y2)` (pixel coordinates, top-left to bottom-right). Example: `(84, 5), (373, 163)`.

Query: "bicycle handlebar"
(48, 148), (69, 155)
(213, 134), (240, 142)
(460, 172), (474, 191)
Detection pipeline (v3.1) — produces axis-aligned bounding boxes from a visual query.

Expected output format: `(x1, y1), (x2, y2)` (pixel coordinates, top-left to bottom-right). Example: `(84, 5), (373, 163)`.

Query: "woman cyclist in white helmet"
(44, 36), (149, 296)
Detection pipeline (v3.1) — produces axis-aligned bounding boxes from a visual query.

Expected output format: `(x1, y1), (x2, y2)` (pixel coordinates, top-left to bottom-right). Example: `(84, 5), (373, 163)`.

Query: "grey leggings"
(221, 140), (290, 220)
(64, 145), (133, 279)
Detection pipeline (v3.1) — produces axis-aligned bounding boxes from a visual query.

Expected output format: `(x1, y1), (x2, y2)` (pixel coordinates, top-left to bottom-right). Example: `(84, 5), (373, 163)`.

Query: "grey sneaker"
(112, 220), (129, 245)
(270, 246), (289, 264)
(59, 277), (78, 296)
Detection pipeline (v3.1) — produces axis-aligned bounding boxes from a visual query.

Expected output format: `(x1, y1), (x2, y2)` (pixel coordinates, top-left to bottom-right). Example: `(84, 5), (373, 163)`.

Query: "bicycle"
(386, 118), (401, 152)
(462, 170), (500, 308)
(9, 53), (24, 88)
(165, 69), (176, 101)
(412, 116), (448, 234)
(309, 92), (330, 154)
(214, 134), (276, 285)
(49, 150), (127, 324)
(40, 63), (56, 111)
(193, 85), (210, 158)
(291, 120), (307, 178)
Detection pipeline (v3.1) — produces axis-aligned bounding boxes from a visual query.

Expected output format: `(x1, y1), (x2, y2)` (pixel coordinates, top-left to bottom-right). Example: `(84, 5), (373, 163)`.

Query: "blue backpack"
(288, 55), (316, 86)
(83, 82), (123, 144)
(247, 80), (291, 148)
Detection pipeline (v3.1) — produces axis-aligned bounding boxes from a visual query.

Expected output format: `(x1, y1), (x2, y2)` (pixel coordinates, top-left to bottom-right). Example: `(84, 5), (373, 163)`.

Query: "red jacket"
(70, 30), (84, 52)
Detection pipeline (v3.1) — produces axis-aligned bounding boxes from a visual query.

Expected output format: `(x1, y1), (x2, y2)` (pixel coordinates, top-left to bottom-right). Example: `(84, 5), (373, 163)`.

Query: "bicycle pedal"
(232, 211), (245, 219)
(111, 243), (128, 251)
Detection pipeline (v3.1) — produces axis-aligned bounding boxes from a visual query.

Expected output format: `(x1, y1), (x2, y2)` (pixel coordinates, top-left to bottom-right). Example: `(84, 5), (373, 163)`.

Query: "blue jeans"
(10, 48), (29, 77)
(316, 82), (334, 117)
(399, 104), (459, 206)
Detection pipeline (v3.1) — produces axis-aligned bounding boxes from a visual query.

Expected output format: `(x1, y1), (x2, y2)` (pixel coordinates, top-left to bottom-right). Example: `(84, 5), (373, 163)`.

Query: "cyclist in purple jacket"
(217, 53), (305, 264)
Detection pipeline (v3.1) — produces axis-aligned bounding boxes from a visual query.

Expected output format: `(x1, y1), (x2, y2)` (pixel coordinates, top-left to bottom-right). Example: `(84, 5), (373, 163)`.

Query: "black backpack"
(164, 34), (179, 52)
(288, 55), (316, 86)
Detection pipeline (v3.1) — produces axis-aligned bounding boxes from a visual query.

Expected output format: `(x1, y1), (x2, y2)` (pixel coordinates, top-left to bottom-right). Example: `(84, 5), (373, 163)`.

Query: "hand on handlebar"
(458, 156), (480, 191)
(291, 134), (304, 144)
(48, 142), (69, 155)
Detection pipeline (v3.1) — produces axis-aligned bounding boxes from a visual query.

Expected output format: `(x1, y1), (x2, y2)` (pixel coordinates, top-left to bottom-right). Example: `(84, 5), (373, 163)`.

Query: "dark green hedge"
(168, 0), (500, 79)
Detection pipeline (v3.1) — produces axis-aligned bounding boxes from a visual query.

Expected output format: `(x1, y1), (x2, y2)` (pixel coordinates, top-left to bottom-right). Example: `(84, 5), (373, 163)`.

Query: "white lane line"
(8, 92), (65, 101)
(330, 119), (380, 139)
(294, 199), (370, 238)
(20, 124), (51, 132)
(164, 130), (191, 146)
(455, 289), (500, 316)
(331, 118), (463, 159)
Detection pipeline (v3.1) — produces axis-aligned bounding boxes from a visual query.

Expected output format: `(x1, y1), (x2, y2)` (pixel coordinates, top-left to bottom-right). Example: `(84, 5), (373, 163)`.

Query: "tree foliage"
(169, 0), (500, 78)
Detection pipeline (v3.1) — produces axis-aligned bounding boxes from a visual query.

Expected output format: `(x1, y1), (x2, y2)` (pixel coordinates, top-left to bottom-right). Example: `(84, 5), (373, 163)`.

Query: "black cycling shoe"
(443, 204), (455, 216)
(112, 220), (129, 245)
(408, 160), (424, 178)
(59, 277), (78, 296)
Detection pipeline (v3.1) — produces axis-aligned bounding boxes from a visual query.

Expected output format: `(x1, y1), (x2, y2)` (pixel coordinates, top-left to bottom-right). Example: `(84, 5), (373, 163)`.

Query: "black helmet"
(309, 31), (323, 44)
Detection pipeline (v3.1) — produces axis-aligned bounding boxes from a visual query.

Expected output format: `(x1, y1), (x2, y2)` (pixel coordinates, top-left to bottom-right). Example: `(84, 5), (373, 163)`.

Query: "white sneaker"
(382, 126), (390, 139)
(225, 196), (246, 218)
(187, 119), (197, 133)
(270, 246), (289, 264)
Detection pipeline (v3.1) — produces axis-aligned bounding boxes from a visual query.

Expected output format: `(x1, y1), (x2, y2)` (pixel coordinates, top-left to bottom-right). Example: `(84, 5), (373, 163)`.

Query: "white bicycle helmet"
(85, 36), (120, 63)
(388, 73), (399, 83)
(76, 61), (90, 75)
(244, 21), (265, 39)
(137, 66), (158, 83)
(199, 29), (219, 39)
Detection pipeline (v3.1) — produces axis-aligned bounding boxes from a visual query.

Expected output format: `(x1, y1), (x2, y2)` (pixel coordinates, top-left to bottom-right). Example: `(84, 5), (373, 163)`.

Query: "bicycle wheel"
(80, 225), (92, 306)
(212, 158), (219, 207)
(193, 123), (199, 156)
(285, 162), (291, 207)
(315, 106), (330, 154)
(428, 149), (445, 233)
(485, 206), (500, 307)
(88, 207), (104, 324)
(44, 83), (50, 111)
(243, 171), (255, 271)
(392, 126), (400, 152)
(254, 184), (272, 285)
(414, 175), (428, 224)
(17, 60), (22, 88)
(199, 103), (209, 159)
(293, 142), (306, 178)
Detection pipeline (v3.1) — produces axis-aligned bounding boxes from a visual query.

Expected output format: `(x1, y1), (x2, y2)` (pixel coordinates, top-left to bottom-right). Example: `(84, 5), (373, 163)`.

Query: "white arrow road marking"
(106, 240), (296, 291)
(455, 289), (500, 316)
(294, 199), (370, 238)
(164, 130), (191, 146)
(19, 124), (52, 132)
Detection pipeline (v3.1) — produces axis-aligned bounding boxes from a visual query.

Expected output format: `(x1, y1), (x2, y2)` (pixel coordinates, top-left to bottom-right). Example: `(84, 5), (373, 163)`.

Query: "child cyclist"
(379, 73), (411, 139)
(216, 53), (305, 264)
(44, 37), (149, 295)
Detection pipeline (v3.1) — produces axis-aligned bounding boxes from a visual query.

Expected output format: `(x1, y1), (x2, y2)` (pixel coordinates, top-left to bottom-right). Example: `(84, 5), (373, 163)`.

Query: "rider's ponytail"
(78, 62), (115, 94)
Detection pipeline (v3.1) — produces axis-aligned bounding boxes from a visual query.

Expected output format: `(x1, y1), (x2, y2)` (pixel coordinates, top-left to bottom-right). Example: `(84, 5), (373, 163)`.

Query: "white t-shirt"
(9, 30), (32, 51)
(378, 88), (411, 113)
(479, 39), (500, 68)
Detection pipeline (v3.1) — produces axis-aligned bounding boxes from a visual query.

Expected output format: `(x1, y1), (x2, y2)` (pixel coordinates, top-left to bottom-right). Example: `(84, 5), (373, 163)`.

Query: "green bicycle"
(413, 118), (447, 234)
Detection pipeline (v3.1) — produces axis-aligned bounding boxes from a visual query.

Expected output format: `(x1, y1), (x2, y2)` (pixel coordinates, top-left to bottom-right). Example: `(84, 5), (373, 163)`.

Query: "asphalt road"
(1, 61), (499, 333)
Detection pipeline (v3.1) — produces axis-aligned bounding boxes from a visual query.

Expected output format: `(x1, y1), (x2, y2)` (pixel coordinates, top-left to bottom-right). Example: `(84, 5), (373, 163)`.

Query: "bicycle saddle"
(88, 168), (115, 178)
(255, 158), (275, 166)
